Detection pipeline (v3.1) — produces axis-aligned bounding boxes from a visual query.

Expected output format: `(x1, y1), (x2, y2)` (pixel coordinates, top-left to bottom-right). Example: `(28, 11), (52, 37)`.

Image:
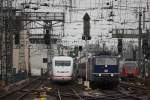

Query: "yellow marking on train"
(40, 97), (47, 100)
(34, 97), (47, 100)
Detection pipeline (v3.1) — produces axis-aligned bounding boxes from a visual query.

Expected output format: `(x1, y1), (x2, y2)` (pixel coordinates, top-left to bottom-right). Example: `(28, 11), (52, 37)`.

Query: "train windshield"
(96, 57), (117, 65)
(55, 61), (71, 66)
(124, 63), (137, 70)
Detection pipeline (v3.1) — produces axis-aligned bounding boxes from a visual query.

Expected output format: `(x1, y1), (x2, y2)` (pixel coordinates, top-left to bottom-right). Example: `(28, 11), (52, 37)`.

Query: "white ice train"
(51, 56), (74, 81)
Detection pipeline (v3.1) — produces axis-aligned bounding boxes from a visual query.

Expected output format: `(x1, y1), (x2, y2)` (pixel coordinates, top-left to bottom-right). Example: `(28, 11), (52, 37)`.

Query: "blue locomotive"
(89, 55), (119, 89)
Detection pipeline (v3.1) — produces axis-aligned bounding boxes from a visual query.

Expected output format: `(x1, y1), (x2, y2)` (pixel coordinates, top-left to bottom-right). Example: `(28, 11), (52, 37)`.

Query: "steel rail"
(57, 88), (62, 100)
(71, 88), (83, 100)
(53, 85), (84, 100)
(16, 80), (43, 100)
(0, 77), (41, 100)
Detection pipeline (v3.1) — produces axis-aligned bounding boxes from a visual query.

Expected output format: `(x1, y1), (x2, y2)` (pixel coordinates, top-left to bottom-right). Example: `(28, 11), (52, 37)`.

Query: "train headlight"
(111, 74), (114, 77)
(99, 74), (101, 76)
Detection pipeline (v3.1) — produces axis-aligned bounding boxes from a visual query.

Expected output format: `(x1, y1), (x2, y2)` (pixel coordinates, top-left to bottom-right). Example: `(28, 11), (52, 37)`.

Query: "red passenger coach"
(120, 61), (139, 79)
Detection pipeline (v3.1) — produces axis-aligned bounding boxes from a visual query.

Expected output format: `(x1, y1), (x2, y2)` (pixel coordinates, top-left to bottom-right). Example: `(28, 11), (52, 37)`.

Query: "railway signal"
(142, 39), (150, 59)
(82, 13), (91, 88)
(82, 13), (91, 40)
(44, 29), (50, 44)
(15, 33), (20, 44)
(142, 39), (148, 53)
(79, 46), (82, 52)
(118, 39), (122, 54)
(74, 46), (79, 56)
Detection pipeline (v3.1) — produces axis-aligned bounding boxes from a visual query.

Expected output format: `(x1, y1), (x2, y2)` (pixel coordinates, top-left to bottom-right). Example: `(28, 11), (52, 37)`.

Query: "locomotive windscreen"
(95, 57), (117, 65)
(124, 62), (137, 70)
(55, 61), (71, 66)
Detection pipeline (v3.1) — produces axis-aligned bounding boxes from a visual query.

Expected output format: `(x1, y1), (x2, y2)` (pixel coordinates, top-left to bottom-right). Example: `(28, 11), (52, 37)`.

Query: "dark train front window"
(96, 58), (117, 65)
(124, 63), (137, 70)
(55, 61), (71, 66)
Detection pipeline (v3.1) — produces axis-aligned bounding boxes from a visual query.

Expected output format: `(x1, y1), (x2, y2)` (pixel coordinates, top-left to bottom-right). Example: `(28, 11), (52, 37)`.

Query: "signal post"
(82, 13), (91, 88)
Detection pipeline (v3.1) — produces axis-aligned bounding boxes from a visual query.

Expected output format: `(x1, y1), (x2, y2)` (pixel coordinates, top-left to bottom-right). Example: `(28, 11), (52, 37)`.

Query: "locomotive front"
(90, 56), (119, 89)
(51, 56), (74, 81)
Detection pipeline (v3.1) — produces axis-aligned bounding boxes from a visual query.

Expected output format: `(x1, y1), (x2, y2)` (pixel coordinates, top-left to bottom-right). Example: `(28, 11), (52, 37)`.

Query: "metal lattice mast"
(18, 2), (27, 72)
(6, 0), (13, 80)
(0, 0), (4, 80)
(5, 0), (13, 83)
(44, 21), (53, 73)
(0, 0), (13, 83)
(18, 24), (26, 71)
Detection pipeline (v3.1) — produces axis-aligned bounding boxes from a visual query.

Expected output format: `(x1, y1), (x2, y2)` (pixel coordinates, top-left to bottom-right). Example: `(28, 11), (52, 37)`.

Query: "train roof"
(123, 60), (138, 64)
(93, 55), (118, 58)
(52, 56), (73, 60)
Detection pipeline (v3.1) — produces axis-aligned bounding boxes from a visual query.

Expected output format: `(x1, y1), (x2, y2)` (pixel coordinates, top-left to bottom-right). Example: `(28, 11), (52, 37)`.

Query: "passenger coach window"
(55, 61), (71, 66)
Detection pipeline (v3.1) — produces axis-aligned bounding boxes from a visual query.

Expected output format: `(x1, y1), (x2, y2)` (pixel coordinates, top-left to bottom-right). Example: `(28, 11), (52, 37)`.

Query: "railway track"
(82, 81), (149, 100)
(47, 82), (83, 100)
(0, 77), (43, 100)
(84, 89), (146, 100)
(56, 87), (83, 100)
(1, 78), (149, 100)
(120, 81), (149, 91)
(118, 82), (150, 100)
